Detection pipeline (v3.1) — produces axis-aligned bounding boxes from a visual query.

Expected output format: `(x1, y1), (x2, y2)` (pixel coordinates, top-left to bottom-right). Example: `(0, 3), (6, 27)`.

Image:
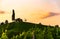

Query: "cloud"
(41, 12), (60, 19)
(0, 10), (5, 14)
(30, 11), (60, 20)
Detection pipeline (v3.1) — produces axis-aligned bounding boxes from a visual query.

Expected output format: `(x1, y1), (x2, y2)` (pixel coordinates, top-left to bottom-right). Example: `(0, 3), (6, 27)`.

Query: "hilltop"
(0, 21), (60, 39)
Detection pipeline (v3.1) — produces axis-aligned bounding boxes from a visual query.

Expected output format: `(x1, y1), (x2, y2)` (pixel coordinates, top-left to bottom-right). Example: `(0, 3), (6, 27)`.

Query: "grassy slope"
(0, 22), (54, 32)
(0, 22), (37, 33)
(0, 22), (58, 38)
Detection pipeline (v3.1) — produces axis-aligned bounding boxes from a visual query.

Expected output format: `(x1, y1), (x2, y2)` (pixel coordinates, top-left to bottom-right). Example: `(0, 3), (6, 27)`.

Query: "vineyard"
(0, 22), (60, 39)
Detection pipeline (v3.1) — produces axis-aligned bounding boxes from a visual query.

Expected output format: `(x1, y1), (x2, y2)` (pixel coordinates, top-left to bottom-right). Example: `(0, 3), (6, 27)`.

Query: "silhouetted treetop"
(12, 9), (15, 21)
(1, 22), (4, 25)
(15, 18), (23, 22)
(25, 19), (27, 22)
(5, 20), (8, 24)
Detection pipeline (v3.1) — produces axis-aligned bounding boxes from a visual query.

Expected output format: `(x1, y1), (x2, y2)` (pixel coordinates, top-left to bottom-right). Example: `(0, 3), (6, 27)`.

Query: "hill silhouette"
(0, 21), (60, 39)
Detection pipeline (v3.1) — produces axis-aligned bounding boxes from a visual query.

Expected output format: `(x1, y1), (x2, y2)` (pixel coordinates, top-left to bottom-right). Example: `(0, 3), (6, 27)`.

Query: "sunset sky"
(0, 0), (60, 26)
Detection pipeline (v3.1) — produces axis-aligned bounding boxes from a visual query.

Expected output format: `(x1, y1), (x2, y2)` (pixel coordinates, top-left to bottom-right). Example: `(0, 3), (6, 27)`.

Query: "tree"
(1, 22), (4, 25)
(44, 26), (53, 39)
(54, 25), (59, 39)
(1, 32), (8, 39)
(25, 19), (27, 22)
(12, 9), (15, 21)
(15, 18), (23, 22)
(5, 20), (8, 24)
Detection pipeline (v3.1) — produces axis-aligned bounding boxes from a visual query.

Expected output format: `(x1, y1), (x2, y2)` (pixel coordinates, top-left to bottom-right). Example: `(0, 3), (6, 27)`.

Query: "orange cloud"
(30, 10), (60, 19)
(40, 12), (60, 19)
(41, 12), (60, 19)
(0, 10), (5, 14)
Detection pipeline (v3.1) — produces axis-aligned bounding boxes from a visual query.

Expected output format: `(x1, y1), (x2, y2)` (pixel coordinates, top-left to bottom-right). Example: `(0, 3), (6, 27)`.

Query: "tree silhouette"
(15, 18), (23, 22)
(39, 23), (42, 25)
(5, 20), (8, 24)
(1, 22), (4, 25)
(54, 25), (59, 39)
(12, 9), (15, 21)
(25, 19), (27, 22)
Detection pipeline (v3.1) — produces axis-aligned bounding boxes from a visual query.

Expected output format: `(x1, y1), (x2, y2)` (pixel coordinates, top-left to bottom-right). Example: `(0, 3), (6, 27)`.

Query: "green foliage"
(1, 32), (8, 39)
(0, 22), (60, 39)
